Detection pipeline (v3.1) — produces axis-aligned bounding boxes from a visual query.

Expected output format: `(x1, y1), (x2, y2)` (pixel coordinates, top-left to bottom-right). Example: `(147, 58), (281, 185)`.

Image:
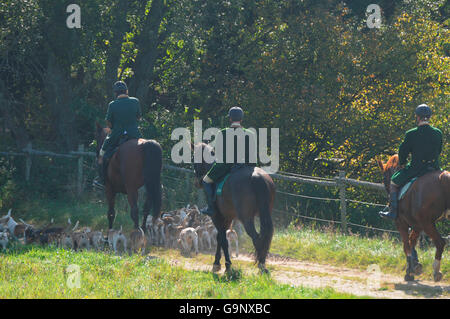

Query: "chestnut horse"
(95, 123), (162, 230)
(192, 143), (275, 273)
(377, 155), (449, 281)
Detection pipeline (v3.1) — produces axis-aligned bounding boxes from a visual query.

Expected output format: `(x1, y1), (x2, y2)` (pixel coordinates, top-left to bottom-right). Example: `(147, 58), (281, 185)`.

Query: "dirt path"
(155, 251), (450, 299)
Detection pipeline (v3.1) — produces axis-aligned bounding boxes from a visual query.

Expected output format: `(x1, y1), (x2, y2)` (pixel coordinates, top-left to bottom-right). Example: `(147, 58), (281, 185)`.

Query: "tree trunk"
(129, 0), (167, 105)
(45, 53), (78, 151)
(0, 80), (30, 149)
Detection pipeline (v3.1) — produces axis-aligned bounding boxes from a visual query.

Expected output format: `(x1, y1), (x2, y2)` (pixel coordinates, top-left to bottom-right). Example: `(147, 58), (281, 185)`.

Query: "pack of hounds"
(0, 205), (239, 258)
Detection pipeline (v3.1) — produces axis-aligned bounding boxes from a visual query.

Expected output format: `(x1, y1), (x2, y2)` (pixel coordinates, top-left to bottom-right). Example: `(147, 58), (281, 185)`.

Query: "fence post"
(24, 142), (32, 182)
(338, 170), (348, 234)
(77, 144), (84, 195)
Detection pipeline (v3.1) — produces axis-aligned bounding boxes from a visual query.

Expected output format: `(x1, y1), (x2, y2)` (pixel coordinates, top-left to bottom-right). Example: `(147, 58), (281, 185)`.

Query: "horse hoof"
(212, 264), (221, 273)
(260, 268), (270, 275)
(258, 264), (270, 275)
(434, 272), (443, 282)
(404, 274), (414, 282)
(413, 263), (423, 276)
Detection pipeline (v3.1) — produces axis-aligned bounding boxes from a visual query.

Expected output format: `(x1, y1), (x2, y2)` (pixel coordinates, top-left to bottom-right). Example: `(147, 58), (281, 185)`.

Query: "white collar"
(230, 122), (242, 128)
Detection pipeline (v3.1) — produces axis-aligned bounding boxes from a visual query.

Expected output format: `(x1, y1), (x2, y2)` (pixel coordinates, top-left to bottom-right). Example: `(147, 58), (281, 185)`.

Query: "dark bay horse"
(192, 143), (275, 273)
(377, 154), (449, 281)
(95, 123), (162, 230)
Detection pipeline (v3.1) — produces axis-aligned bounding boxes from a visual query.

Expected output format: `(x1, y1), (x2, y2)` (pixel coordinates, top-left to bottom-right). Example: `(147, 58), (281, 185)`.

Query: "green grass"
(242, 223), (449, 282)
(0, 246), (364, 299)
(7, 196), (449, 285)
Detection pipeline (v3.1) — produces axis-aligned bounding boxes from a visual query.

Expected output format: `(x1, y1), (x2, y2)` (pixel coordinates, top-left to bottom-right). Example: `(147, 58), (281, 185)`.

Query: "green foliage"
(0, 159), (17, 210)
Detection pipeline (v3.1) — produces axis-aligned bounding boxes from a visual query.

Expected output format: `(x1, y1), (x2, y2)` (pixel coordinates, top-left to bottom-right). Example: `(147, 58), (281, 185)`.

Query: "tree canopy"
(0, 0), (448, 183)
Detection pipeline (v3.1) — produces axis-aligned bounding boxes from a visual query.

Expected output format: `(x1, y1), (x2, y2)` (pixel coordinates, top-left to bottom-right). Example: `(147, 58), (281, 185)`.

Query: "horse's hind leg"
(106, 185), (116, 230)
(127, 190), (139, 229)
(423, 223), (446, 282)
(242, 218), (263, 268)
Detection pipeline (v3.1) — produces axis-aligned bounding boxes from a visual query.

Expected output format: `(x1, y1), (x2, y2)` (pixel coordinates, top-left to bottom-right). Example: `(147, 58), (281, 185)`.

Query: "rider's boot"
(199, 180), (216, 217)
(93, 157), (108, 188)
(379, 184), (399, 220)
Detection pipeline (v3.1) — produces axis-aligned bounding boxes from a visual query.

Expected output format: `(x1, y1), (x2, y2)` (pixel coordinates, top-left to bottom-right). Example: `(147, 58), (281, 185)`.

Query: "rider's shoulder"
(128, 96), (140, 103)
(405, 127), (419, 136)
(430, 126), (442, 135)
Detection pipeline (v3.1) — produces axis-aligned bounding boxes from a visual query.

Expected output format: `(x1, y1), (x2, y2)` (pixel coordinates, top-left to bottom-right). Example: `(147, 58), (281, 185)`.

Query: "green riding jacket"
(206, 125), (258, 183)
(101, 96), (142, 159)
(391, 124), (442, 186)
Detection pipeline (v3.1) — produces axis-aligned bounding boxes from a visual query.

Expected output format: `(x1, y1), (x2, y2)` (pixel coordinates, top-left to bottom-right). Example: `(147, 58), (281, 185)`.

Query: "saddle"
(109, 134), (135, 159)
(398, 178), (417, 201)
(398, 166), (438, 201)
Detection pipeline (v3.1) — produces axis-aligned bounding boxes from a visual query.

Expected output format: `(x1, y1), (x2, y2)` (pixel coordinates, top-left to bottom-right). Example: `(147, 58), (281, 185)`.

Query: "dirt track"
(157, 251), (450, 299)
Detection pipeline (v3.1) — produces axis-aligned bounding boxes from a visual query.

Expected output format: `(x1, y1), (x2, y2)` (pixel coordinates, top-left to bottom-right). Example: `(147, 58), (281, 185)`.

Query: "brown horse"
(95, 123), (162, 230)
(377, 154), (449, 281)
(192, 143), (275, 273)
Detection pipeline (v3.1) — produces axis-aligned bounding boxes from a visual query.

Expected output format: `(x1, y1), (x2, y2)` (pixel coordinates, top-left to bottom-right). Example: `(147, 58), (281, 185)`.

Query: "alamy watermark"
(66, 264), (81, 289)
(366, 264), (382, 289)
(366, 4), (382, 29)
(171, 120), (280, 174)
(66, 4), (81, 29)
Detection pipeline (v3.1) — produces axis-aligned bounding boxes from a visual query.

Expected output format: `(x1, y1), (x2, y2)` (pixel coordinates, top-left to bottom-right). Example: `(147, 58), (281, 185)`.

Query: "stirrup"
(92, 178), (105, 190)
(199, 206), (214, 217)
(378, 209), (397, 220)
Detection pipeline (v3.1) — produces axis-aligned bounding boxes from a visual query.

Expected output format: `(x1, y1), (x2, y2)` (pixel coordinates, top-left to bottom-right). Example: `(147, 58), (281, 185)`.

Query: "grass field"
(4, 194), (449, 294)
(0, 246), (364, 299)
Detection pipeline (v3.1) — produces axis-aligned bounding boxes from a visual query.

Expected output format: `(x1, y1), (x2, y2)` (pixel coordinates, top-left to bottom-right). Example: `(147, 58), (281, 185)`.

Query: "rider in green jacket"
(200, 107), (257, 216)
(379, 104), (443, 219)
(93, 81), (142, 188)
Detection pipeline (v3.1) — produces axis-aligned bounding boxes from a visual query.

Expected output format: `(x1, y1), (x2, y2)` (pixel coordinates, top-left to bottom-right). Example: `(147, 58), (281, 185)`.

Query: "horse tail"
(251, 172), (274, 265)
(439, 171), (450, 210)
(143, 140), (162, 219)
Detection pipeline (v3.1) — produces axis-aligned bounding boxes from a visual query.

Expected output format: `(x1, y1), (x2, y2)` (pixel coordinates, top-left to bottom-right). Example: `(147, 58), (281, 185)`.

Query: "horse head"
(191, 142), (214, 188)
(94, 122), (111, 157)
(377, 154), (400, 193)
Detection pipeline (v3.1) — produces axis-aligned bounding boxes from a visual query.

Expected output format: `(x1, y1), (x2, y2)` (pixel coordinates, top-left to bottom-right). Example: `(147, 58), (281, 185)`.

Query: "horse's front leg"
(397, 220), (415, 281)
(142, 196), (152, 232)
(408, 229), (423, 275)
(106, 185), (116, 230)
(218, 229), (232, 273)
(127, 190), (139, 229)
(213, 236), (222, 273)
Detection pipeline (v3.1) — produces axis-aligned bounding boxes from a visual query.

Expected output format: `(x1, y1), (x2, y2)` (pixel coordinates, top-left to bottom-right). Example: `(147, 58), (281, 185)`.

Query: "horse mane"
(383, 154), (399, 171)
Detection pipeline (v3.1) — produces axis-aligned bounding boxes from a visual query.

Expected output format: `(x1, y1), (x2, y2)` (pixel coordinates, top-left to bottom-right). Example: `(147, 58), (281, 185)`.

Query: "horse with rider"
(377, 104), (449, 281)
(94, 81), (162, 231)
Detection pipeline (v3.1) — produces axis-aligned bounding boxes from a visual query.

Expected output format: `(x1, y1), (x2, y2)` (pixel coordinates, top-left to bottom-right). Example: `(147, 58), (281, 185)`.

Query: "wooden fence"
(0, 144), (388, 234)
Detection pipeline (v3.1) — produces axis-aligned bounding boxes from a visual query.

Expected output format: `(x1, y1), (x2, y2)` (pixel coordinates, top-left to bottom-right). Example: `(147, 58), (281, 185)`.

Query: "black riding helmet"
(415, 104), (432, 118)
(113, 81), (128, 93)
(228, 106), (244, 121)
